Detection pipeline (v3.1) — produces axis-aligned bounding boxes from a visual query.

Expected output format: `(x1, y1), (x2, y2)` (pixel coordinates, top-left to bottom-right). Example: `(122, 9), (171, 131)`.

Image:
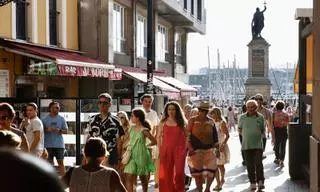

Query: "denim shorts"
(47, 148), (65, 161)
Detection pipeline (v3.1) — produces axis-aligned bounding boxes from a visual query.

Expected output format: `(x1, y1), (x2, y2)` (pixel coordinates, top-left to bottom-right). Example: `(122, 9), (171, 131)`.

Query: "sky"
(187, 0), (313, 74)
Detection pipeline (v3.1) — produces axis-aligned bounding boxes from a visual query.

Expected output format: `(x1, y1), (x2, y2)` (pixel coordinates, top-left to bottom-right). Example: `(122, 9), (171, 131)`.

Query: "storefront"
(0, 39), (122, 98)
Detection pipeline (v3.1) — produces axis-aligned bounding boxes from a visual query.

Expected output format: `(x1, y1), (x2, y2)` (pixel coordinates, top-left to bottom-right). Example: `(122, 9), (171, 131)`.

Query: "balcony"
(138, 0), (206, 34)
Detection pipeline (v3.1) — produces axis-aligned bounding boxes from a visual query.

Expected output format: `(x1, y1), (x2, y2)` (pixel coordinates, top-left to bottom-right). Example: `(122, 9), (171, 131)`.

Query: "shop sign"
(108, 70), (122, 80)
(28, 62), (59, 76)
(57, 64), (122, 80)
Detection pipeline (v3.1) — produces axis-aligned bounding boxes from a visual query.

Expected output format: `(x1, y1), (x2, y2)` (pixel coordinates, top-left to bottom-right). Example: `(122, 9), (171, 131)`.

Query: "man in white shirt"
(26, 103), (45, 157)
(140, 94), (160, 188)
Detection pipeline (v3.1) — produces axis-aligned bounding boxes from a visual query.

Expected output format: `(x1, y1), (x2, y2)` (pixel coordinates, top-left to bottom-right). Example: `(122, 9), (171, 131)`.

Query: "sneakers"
(274, 159), (280, 165)
(258, 180), (265, 189)
(280, 160), (284, 167)
(250, 183), (257, 190)
(275, 159), (285, 167)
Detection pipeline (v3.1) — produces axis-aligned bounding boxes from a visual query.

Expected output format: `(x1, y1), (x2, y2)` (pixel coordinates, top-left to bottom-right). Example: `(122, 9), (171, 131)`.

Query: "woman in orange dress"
(158, 101), (188, 192)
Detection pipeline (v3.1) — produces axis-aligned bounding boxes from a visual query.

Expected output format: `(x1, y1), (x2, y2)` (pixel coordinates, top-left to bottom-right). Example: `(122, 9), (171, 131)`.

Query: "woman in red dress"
(158, 101), (188, 192)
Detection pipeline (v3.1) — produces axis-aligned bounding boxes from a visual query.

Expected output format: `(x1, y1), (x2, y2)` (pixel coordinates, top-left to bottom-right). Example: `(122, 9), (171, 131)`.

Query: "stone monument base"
(245, 79), (271, 101)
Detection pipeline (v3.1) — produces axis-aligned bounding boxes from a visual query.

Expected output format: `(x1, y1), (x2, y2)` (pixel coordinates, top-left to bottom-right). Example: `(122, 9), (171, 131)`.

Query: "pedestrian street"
(137, 133), (309, 192)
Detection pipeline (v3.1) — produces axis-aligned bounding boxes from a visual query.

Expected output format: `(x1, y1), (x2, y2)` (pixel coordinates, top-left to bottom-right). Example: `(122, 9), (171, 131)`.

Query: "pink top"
(273, 110), (289, 128)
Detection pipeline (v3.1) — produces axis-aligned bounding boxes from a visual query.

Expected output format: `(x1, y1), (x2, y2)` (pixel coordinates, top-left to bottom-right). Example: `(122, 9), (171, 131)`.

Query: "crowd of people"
(0, 92), (296, 191)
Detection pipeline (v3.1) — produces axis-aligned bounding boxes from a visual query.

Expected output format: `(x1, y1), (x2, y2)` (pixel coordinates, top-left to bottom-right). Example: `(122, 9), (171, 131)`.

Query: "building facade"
(79, 0), (205, 102)
(0, 0), (120, 98)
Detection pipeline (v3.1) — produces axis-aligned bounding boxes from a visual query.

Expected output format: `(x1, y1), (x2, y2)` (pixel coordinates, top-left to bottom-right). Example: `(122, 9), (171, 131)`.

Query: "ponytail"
(141, 120), (151, 131)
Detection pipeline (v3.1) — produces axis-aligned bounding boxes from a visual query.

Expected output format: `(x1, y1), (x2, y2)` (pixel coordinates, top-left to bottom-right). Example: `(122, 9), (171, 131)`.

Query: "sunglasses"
(0, 116), (10, 121)
(255, 98), (263, 101)
(98, 101), (110, 105)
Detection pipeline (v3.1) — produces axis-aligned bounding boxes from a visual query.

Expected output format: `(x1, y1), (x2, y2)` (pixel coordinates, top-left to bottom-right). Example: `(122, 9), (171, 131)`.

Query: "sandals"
(212, 186), (222, 191)
(213, 179), (224, 191)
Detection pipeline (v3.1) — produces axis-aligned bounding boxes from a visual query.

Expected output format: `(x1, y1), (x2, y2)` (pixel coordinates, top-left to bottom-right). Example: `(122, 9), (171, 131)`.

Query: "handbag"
(121, 146), (132, 165)
(121, 138), (138, 165)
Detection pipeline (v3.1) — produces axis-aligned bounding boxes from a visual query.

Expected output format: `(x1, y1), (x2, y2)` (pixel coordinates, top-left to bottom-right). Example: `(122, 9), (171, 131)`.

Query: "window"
(197, 0), (202, 21)
(157, 25), (168, 62)
(113, 3), (125, 53)
(137, 15), (147, 58)
(49, 0), (58, 45)
(175, 33), (182, 55)
(191, 0), (194, 15)
(184, 0), (187, 10)
(16, 0), (27, 40)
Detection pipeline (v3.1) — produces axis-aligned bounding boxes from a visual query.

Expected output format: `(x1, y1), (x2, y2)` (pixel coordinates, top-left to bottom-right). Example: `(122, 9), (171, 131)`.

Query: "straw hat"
(197, 101), (211, 111)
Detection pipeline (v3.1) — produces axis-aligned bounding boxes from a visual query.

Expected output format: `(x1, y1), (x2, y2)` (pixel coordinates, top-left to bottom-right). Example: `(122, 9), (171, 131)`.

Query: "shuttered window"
(49, 0), (57, 45)
(16, 0), (27, 40)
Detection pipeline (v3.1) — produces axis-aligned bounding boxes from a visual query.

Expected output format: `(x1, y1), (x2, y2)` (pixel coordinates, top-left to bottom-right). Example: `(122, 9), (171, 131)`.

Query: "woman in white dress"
(209, 108), (230, 191)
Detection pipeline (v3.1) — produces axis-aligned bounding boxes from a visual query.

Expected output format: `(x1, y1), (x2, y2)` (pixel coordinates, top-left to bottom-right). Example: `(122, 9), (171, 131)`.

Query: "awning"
(122, 70), (180, 100)
(2, 40), (122, 80)
(155, 76), (197, 96)
(294, 34), (313, 94)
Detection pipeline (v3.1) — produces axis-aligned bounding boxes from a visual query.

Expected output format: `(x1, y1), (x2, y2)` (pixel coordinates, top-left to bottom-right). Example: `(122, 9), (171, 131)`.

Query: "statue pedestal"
(245, 38), (272, 101)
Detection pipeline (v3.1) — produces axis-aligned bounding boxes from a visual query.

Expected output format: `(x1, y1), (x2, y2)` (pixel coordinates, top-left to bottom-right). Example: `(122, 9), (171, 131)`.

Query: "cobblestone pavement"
(137, 132), (309, 192)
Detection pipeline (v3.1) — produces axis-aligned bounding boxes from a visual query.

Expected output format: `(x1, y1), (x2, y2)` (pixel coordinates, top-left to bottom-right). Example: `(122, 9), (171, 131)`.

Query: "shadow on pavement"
(263, 162), (285, 179)
(223, 164), (249, 187)
(273, 179), (308, 192)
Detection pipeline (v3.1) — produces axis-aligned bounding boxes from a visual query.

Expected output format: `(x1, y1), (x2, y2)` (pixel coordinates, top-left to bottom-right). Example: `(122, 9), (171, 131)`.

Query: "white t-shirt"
(144, 109), (160, 128)
(26, 116), (44, 155)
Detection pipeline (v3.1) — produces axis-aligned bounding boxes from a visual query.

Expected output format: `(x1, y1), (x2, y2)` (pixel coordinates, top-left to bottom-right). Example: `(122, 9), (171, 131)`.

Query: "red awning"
(2, 40), (122, 80)
(155, 76), (197, 96)
(9, 42), (104, 64)
(117, 66), (180, 100)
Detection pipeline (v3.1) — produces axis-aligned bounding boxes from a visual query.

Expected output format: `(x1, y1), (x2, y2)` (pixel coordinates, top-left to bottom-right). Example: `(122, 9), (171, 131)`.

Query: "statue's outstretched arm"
(262, 6), (267, 13)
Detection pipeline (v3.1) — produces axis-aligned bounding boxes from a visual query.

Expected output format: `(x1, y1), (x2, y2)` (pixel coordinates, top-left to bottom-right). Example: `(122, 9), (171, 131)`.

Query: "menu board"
(0, 70), (9, 97)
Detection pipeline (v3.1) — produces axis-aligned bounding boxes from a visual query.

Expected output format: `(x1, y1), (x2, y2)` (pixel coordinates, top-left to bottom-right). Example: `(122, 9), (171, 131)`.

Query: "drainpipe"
(171, 27), (176, 77)
(132, 0), (137, 68)
(97, 0), (101, 59)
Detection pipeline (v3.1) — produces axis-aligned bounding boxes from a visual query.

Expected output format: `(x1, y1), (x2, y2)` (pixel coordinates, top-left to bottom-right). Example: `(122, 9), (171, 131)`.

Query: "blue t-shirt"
(42, 115), (68, 148)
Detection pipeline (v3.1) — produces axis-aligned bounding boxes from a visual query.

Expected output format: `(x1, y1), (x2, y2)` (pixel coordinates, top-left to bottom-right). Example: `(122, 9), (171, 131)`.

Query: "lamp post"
(146, 0), (154, 94)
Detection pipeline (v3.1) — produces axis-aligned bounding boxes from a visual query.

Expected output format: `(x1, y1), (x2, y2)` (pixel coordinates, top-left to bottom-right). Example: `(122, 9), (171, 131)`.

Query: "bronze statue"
(252, 5), (267, 39)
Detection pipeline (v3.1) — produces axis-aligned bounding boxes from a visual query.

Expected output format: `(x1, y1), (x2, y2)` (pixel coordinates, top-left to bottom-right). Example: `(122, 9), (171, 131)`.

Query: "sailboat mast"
(207, 46), (212, 105)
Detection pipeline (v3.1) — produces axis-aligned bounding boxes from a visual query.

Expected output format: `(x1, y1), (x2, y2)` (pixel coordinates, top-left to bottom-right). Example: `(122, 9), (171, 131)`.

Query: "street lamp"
(146, 0), (154, 94)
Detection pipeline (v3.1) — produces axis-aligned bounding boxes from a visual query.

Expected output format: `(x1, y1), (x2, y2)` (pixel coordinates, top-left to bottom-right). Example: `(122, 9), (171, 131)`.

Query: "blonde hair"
(117, 111), (130, 128)
(210, 107), (225, 122)
(190, 108), (199, 117)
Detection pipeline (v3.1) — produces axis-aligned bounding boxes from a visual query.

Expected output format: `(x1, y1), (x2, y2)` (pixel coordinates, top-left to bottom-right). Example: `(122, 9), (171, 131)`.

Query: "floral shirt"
(88, 113), (125, 153)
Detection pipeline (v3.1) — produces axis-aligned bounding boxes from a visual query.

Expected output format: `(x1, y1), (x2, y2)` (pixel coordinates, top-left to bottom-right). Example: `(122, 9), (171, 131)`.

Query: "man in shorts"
(42, 101), (68, 176)
(187, 101), (219, 192)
